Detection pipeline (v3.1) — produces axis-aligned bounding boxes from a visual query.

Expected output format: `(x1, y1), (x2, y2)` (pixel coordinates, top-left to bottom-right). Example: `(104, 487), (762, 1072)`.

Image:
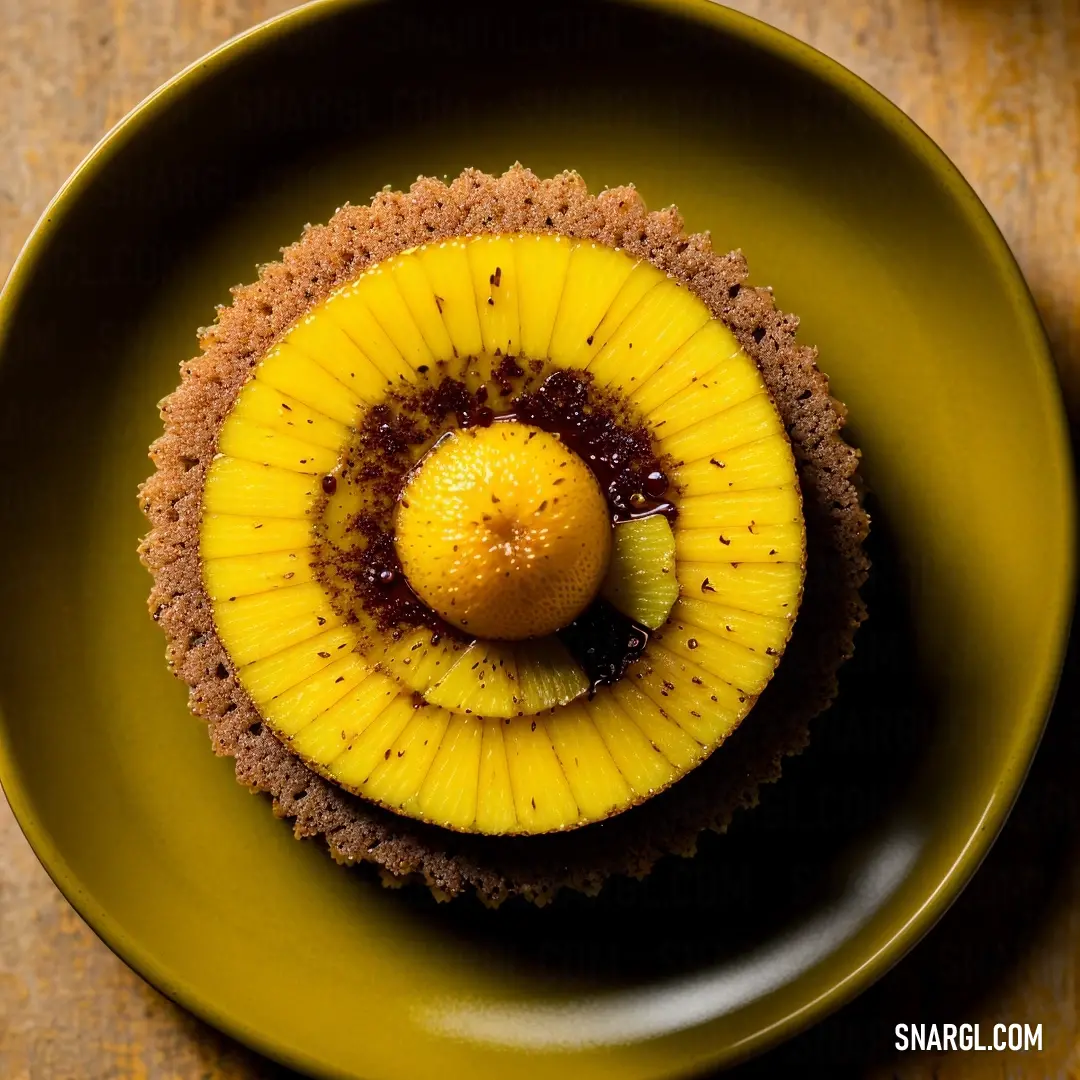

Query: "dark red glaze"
(556, 599), (651, 695)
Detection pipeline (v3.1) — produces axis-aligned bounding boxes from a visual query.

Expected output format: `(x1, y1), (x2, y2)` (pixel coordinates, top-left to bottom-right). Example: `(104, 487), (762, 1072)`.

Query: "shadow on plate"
(726, 429), (1080, 1074)
(367, 497), (934, 994)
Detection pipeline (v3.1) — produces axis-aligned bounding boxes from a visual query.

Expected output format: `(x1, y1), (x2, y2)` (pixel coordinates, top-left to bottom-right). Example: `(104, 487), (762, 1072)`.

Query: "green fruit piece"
(601, 515), (680, 629)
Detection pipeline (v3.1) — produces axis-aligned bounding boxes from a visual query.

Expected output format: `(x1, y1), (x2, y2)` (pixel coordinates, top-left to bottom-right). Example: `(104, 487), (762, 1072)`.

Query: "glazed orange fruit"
(394, 423), (612, 640)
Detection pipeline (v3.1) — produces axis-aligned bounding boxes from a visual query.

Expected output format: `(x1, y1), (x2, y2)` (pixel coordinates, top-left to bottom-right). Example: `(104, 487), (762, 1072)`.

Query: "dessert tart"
(139, 166), (868, 904)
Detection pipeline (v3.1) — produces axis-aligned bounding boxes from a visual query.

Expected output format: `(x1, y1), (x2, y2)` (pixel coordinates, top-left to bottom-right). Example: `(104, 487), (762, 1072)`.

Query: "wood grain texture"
(1, 1), (1077, 1077)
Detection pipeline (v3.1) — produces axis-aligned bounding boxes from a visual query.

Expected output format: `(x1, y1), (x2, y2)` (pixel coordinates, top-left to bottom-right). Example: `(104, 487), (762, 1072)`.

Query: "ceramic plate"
(0, 1), (1073, 1077)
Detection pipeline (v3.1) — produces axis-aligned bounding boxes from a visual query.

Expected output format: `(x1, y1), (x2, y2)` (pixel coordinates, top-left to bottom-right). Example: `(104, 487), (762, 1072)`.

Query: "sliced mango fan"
(195, 230), (805, 836)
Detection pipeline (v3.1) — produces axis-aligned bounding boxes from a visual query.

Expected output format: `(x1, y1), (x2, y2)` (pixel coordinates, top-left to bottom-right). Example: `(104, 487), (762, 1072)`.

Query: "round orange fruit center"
(394, 423), (612, 640)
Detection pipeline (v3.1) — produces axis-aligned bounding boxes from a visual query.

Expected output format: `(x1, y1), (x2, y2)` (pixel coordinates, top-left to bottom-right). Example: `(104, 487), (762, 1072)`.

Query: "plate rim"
(0, 0), (1075, 1075)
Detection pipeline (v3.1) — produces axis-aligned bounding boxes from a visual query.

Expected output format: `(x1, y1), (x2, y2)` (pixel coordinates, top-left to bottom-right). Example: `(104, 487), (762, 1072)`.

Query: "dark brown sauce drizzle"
(556, 599), (651, 695)
(314, 357), (676, 688)
(327, 511), (457, 643)
(507, 370), (677, 524)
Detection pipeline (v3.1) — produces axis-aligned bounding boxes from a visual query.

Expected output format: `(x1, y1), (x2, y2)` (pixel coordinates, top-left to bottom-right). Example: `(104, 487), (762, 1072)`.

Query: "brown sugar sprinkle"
(510, 369), (676, 523)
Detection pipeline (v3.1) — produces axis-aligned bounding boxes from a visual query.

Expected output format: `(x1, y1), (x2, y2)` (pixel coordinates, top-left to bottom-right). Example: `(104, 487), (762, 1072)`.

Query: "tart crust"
(139, 166), (869, 905)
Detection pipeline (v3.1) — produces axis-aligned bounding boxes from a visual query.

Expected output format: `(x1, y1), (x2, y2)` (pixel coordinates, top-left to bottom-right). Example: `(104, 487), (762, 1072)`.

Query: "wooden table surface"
(2, 1), (1078, 1076)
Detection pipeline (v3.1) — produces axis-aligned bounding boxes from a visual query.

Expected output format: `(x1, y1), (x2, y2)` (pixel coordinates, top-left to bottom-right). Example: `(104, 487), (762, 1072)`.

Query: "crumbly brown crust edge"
(138, 165), (869, 906)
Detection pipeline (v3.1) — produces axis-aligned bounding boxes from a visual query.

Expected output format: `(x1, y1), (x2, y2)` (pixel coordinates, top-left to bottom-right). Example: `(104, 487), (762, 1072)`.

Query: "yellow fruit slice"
(226, 380), (349, 452)
(545, 703), (631, 820)
(214, 582), (341, 667)
(587, 278), (710, 395)
(670, 433), (798, 494)
(217, 421), (338, 475)
(420, 637), (586, 721)
(647, 350), (767, 439)
(390, 250), (457, 360)
(504, 716), (579, 832)
(262, 653), (370, 737)
(203, 457), (318, 518)
(514, 638), (589, 714)
(671, 596), (793, 654)
(571, 259), (667, 370)
(414, 240), (484, 358)
(608, 680), (707, 770)
(292, 671), (400, 764)
(514, 232), (572, 357)
(425, 641), (521, 718)
(203, 549), (315, 601)
(321, 284), (413, 385)
(677, 560), (804, 619)
(330, 695), (418, 789)
(362, 705), (452, 811)
(583, 693), (678, 797)
(475, 719), (517, 834)
(467, 234), (520, 357)
(650, 621), (777, 696)
(239, 625), (356, 704)
(674, 520), (804, 564)
(418, 714), (484, 830)
(676, 486), (802, 530)
(630, 319), (742, 414)
(547, 241), (638, 366)
(348, 267), (436, 373)
(629, 642), (746, 745)
(660, 394), (785, 463)
(256, 343), (363, 425)
(201, 514), (312, 560)
(285, 309), (393, 402)
(374, 626), (465, 696)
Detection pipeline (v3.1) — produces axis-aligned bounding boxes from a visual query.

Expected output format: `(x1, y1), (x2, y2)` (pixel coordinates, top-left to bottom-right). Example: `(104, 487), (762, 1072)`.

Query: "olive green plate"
(0, 1), (1074, 1076)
